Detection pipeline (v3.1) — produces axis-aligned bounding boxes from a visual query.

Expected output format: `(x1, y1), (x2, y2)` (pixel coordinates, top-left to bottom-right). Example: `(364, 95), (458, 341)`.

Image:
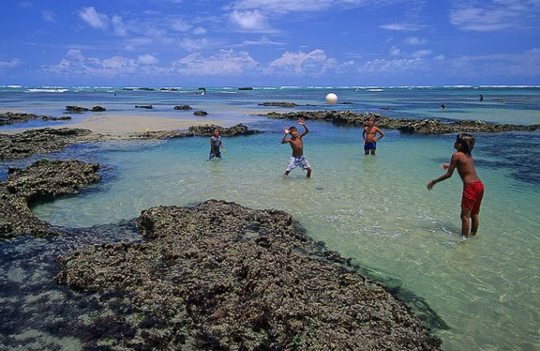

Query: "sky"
(0, 0), (539, 86)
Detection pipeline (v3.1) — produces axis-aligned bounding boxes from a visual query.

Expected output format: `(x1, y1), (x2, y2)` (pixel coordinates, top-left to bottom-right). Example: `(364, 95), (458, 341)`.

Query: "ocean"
(1, 86), (539, 350)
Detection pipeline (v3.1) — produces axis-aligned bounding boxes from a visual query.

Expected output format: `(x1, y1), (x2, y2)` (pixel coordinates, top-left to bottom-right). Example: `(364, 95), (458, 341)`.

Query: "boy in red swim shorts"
(427, 133), (484, 241)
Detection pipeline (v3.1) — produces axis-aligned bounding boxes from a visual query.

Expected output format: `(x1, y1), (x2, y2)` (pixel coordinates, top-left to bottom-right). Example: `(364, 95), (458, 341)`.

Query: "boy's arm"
(362, 128), (367, 141)
(298, 118), (309, 137)
(427, 153), (458, 190)
(281, 128), (290, 144)
(376, 127), (384, 140)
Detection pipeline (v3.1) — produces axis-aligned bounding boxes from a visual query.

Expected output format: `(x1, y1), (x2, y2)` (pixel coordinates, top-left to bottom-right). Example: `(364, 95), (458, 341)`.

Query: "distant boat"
(198, 87), (206, 95)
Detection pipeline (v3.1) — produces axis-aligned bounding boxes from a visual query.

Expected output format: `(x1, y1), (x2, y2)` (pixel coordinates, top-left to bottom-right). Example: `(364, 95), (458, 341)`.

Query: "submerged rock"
(0, 159), (100, 238)
(130, 123), (261, 140)
(91, 105), (106, 112)
(258, 102), (299, 108)
(0, 128), (94, 161)
(173, 105), (192, 110)
(193, 110), (208, 116)
(265, 111), (540, 134)
(65, 105), (89, 113)
(135, 105), (153, 109)
(59, 200), (441, 350)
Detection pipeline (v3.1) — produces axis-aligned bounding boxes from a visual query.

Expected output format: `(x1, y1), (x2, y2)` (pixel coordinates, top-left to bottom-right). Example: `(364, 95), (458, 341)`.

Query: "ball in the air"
(325, 93), (338, 104)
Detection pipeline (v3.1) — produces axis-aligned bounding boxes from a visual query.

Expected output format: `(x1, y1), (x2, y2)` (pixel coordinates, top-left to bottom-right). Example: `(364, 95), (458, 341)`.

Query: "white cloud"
(173, 49), (258, 75)
(78, 7), (109, 30)
(404, 36), (426, 45)
(171, 20), (192, 32)
(230, 0), (383, 13)
(137, 54), (160, 65)
(112, 16), (128, 36)
(237, 36), (286, 46)
(230, 10), (271, 31)
(0, 58), (21, 70)
(448, 50), (540, 77)
(42, 10), (56, 23)
(179, 38), (210, 51)
(380, 23), (423, 31)
(358, 58), (424, 73)
(192, 27), (207, 35)
(266, 49), (337, 75)
(449, 0), (540, 31)
(389, 46), (401, 56)
(412, 49), (432, 58)
(434, 54), (445, 61)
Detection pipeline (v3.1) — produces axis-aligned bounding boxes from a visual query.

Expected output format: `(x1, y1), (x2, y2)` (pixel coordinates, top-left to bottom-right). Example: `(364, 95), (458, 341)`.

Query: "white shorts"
(286, 156), (311, 171)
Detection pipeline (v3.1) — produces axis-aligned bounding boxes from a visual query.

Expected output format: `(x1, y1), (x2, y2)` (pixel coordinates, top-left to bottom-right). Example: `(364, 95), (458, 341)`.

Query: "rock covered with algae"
(0, 159), (100, 238)
(58, 200), (441, 350)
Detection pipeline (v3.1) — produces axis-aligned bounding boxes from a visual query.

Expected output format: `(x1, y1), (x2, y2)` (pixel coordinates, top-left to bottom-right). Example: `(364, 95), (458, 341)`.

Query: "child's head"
(455, 133), (475, 155)
(289, 126), (298, 137)
(213, 129), (220, 137)
(366, 116), (375, 125)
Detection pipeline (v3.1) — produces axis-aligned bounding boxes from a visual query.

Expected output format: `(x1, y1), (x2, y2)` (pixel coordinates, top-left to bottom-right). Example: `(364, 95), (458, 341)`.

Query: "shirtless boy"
(281, 118), (312, 178)
(427, 133), (484, 241)
(362, 116), (384, 155)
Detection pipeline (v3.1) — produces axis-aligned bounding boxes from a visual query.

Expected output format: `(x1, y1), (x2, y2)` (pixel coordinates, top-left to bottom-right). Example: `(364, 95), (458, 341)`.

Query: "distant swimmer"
(479, 94), (484, 101)
(440, 103), (446, 110)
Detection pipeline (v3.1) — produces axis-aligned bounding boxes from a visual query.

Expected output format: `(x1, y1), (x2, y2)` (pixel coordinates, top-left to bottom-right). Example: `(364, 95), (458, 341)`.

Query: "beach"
(1, 86), (539, 350)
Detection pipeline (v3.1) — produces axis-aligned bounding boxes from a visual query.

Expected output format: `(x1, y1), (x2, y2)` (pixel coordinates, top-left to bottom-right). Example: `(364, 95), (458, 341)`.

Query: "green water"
(32, 121), (540, 351)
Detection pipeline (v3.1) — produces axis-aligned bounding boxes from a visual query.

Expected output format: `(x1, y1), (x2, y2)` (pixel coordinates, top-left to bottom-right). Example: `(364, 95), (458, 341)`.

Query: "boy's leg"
(370, 149), (376, 155)
(283, 170), (291, 177)
(460, 207), (472, 240)
(306, 167), (312, 178)
(471, 214), (479, 236)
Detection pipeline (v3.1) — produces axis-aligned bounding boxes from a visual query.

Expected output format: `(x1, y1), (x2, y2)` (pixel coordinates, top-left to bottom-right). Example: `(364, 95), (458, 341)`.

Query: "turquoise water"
(2, 87), (540, 350)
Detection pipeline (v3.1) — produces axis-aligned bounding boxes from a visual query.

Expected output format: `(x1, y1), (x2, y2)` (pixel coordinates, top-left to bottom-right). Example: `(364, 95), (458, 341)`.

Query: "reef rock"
(0, 128), (94, 161)
(173, 105), (192, 110)
(258, 102), (299, 108)
(91, 105), (106, 112)
(0, 112), (70, 125)
(0, 159), (100, 238)
(265, 111), (540, 134)
(65, 105), (89, 113)
(193, 110), (208, 116)
(131, 123), (260, 140)
(58, 200), (441, 350)
(135, 105), (153, 109)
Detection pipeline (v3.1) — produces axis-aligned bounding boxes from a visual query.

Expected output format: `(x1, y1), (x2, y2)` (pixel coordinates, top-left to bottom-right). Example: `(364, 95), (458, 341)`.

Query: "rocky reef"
(259, 102), (299, 108)
(0, 159), (100, 238)
(0, 112), (71, 125)
(174, 105), (193, 110)
(0, 128), (95, 161)
(265, 111), (540, 134)
(58, 200), (441, 350)
(131, 123), (261, 139)
(194, 110), (208, 116)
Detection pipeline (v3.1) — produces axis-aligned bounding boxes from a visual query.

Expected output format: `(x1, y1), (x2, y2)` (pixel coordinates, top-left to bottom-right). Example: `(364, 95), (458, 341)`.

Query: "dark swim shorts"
(461, 181), (484, 215)
(364, 142), (377, 151)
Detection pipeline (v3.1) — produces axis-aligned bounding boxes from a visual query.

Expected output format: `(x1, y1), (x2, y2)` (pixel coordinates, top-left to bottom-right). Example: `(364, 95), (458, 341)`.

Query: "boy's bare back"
(448, 151), (481, 184)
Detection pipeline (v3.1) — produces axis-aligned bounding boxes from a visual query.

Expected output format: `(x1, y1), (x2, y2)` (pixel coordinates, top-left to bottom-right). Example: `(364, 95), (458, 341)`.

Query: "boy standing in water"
(209, 129), (225, 159)
(282, 118), (312, 178)
(427, 133), (484, 241)
(362, 116), (384, 155)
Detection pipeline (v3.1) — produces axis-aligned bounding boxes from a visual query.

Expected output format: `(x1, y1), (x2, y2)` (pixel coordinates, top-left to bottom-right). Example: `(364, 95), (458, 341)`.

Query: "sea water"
(1, 86), (540, 350)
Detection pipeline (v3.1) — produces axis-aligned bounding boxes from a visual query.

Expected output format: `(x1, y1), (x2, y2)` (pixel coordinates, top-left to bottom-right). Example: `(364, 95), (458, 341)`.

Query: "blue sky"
(1, 0), (539, 86)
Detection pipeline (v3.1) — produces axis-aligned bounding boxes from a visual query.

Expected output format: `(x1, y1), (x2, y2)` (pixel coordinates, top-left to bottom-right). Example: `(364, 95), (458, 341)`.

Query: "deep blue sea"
(1, 86), (539, 350)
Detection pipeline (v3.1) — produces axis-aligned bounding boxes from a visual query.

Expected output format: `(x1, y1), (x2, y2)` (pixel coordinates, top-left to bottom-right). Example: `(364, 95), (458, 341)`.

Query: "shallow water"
(2, 87), (540, 350)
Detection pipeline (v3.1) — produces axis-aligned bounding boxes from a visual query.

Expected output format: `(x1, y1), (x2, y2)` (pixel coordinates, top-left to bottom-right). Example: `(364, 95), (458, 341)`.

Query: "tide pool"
(30, 119), (540, 351)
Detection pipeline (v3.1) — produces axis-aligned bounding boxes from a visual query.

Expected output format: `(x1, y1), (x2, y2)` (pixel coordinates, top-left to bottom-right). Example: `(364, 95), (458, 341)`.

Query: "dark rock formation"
(193, 110), (208, 116)
(135, 105), (153, 109)
(238, 87), (253, 90)
(0, 128), (94, 161)
(259, 102), (299, 108)
(58, 200), (441, 350)
(265, 111), (540, 134)
(91, 105), (106, 112)
(173, 105), (192, 110)
(0, 112), (70, 125)
(0, 159), (100, 238)
(131, 123), (260, 140)
(65, 105), (89, 113)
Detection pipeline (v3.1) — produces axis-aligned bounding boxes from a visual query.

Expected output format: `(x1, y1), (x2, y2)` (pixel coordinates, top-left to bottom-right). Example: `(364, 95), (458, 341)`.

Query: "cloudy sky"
(1, 0), (539, 86)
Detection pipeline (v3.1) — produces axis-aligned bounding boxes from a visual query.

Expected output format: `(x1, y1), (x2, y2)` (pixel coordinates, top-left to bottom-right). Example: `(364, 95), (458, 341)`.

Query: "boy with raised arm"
(427, 133), (484, 241)
(209, 129), (225, 159)
(281, 118), (312, 178)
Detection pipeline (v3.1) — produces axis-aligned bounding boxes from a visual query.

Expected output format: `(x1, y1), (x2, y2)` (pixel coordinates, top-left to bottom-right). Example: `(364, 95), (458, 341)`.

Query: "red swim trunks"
(461, 181), (484, 215)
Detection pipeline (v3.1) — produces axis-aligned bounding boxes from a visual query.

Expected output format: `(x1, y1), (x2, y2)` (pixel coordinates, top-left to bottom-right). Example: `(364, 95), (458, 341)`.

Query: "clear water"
(2, 87), (540, 350)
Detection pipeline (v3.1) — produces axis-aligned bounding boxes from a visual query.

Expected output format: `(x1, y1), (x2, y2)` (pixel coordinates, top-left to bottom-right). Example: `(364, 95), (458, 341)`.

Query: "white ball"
(325, 93), (338, 104)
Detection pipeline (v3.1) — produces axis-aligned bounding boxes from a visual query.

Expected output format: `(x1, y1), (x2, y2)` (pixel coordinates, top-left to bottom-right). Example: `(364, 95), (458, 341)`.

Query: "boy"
(209, 129), (225, 159)
(362, 116), (384, 155)
(427, 133), (484, 241)
(281, 118), (312, 178)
